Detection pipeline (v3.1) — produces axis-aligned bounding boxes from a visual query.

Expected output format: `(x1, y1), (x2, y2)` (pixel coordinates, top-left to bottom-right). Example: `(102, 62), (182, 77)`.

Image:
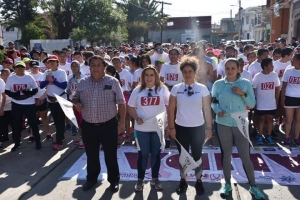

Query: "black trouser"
(48, 102), (65, 145)
(81, 117), (120, 184)
(175, 123), (206, 179)
(12, 102), (40, 145)
(0, 111), (13, 142)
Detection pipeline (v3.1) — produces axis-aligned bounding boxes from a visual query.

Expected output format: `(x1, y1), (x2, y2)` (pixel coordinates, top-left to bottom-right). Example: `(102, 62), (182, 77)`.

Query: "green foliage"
(0, 50), (5, 63)
(127, 21), (148, 42)
(0, 0), (39, 31)
(69, 28), (86, 42)
(19, 23), (47, 47)
(114, 0), (169, 41)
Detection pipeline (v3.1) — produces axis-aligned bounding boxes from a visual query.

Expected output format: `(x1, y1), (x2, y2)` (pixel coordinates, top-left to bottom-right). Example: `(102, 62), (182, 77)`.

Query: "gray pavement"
(0, 125), (299, 200)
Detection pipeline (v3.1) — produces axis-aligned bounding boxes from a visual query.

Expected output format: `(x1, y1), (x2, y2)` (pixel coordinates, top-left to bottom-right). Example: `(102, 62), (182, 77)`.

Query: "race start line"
(61, 146), (300, 185)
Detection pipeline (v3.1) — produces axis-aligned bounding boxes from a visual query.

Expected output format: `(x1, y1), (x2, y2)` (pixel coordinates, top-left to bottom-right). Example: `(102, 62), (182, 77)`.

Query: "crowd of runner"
(0, 37), (299, 199)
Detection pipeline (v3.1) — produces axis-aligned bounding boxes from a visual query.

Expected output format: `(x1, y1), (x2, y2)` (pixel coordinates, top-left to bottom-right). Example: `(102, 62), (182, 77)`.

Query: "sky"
(162, 0), (267, 24)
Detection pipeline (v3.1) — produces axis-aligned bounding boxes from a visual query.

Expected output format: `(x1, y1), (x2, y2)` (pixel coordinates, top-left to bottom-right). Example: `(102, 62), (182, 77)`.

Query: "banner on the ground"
(62, 146), (300, 185)
(54, 94), (78, 128)
(231, 111), (253, 148)
(178, 144), (199, 175)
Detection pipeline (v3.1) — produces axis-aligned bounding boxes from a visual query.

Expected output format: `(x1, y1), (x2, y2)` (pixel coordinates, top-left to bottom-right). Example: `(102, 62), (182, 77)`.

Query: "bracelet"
(169, 127), (175, 130)
(206, 127), (212, 131)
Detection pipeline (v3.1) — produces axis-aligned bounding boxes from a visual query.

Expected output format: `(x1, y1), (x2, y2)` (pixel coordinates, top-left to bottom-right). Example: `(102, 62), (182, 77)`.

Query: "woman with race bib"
(211, 58), (265, 200)
(127, 66), (169, 192)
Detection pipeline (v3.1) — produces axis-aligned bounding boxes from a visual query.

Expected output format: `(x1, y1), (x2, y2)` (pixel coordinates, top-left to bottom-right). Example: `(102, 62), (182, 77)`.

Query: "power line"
(153, 0), (172, 43)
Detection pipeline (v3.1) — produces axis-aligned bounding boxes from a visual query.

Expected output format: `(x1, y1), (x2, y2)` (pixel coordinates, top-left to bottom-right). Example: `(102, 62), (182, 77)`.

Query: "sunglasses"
(148, 88), (153, 97)
(184, 85), (194, 96)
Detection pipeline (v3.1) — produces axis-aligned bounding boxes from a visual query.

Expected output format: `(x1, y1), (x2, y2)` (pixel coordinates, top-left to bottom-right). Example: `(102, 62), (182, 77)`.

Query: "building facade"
(269, 0), (290, 42)
(148, 16), (211, 43)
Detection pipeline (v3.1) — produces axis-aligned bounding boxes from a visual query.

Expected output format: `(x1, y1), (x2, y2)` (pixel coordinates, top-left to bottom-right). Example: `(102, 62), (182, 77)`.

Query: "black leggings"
(175, 123), (206, 179)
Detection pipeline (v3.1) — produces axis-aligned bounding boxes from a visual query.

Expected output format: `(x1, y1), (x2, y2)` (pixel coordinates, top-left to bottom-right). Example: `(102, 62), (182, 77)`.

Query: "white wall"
(2, 27), (21, 46)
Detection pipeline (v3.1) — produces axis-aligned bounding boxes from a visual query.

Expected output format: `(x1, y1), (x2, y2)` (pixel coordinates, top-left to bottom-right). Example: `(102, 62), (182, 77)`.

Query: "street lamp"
(231, 1), (242, 40)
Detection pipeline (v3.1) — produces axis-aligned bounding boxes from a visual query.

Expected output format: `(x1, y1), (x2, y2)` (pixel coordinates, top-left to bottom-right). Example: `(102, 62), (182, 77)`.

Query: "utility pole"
(153, 1), (172, 43)
(238, 0), (241, 40)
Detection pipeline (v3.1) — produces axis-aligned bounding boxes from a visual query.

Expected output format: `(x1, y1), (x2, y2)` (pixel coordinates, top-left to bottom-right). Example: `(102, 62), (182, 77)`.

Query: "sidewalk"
(0, 127), (299, 200)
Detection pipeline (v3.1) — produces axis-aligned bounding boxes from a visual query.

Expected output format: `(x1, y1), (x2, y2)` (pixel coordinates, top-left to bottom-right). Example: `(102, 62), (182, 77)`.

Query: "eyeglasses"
(184, 85), (194, 96)
(148, 88), (153, 97)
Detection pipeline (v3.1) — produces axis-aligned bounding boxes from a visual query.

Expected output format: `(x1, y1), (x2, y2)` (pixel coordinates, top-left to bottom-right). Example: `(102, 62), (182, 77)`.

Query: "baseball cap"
(14, 61), (26, 68)
(5, 58), (13, 64)
(22, 57), (31, 63)
(155, 58), (165, 65)
(47, 55), (59, 61)
(20, 46), (27, 51)
(29, 60), (40, 68)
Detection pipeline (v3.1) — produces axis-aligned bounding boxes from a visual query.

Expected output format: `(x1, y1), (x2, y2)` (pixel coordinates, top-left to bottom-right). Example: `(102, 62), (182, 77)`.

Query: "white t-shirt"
(5, 74), (38, 105)
(170, 82), (210, 127)
(282, 67), (300, 98)
(238, 54), (249, 65)
(159, 62), (182, 86)
(43, 69), (68, 102)
(248, 60), (262, 78)
(67, 73), (85, 100)
(39, 62), (47, 73)
(80, 64), (90, 76)
(150, 52), (170, 65)
(133, 68), (143, 83)
(119, 69), (133, 92)
(30, 72), (46, 98)
(58, 63), (72, 76)
(0, 79), (5, 103)
(252, 72), (280, 110)
(217, 60), (226, 78)
(128, 85), (169, 132)
(14, 57), (21, 63)
(241, 70), (252, 83)
(273, 60), (291, 83)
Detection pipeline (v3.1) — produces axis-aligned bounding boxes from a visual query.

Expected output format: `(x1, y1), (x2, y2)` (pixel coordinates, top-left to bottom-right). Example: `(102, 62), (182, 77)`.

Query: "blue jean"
(136, 130), (161, 179)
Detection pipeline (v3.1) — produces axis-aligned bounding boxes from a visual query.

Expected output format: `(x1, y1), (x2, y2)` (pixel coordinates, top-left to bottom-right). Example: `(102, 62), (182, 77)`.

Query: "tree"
(69, 28), (86, 43)
(0, 0), (39, 33)
(40, 0), (79, 39)
(127, 21), (148, 42)
(76, 0), (127, 45)
(114, 0), (169, 42)
(18, 23), (47, 47)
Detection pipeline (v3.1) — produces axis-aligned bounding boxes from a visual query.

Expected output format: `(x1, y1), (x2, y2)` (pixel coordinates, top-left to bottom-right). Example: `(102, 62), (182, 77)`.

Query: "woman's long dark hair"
(106, 65), (122, 85)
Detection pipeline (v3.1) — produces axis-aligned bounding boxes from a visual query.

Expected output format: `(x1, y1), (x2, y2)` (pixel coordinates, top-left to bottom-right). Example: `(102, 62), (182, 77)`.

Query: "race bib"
(166, 73), (178, 81)
(121, 79), (125, 86)
(289, 76), (300, 84)
(70, 83), (77, 91)
(141, 96), (160, 106)
(261, 82), (274, 90)
(13, 84), (27, 91)
(36, 81), (41, 86)
(279, 69), (285, 76)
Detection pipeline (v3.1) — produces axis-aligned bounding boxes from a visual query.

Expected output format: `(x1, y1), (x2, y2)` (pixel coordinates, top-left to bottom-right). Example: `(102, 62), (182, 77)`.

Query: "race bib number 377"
(141, 96), (160, 106)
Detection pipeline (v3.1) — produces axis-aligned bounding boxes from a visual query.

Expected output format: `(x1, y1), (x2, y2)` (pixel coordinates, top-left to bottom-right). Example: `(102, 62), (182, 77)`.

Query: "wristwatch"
(241, 92), (247, 98)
